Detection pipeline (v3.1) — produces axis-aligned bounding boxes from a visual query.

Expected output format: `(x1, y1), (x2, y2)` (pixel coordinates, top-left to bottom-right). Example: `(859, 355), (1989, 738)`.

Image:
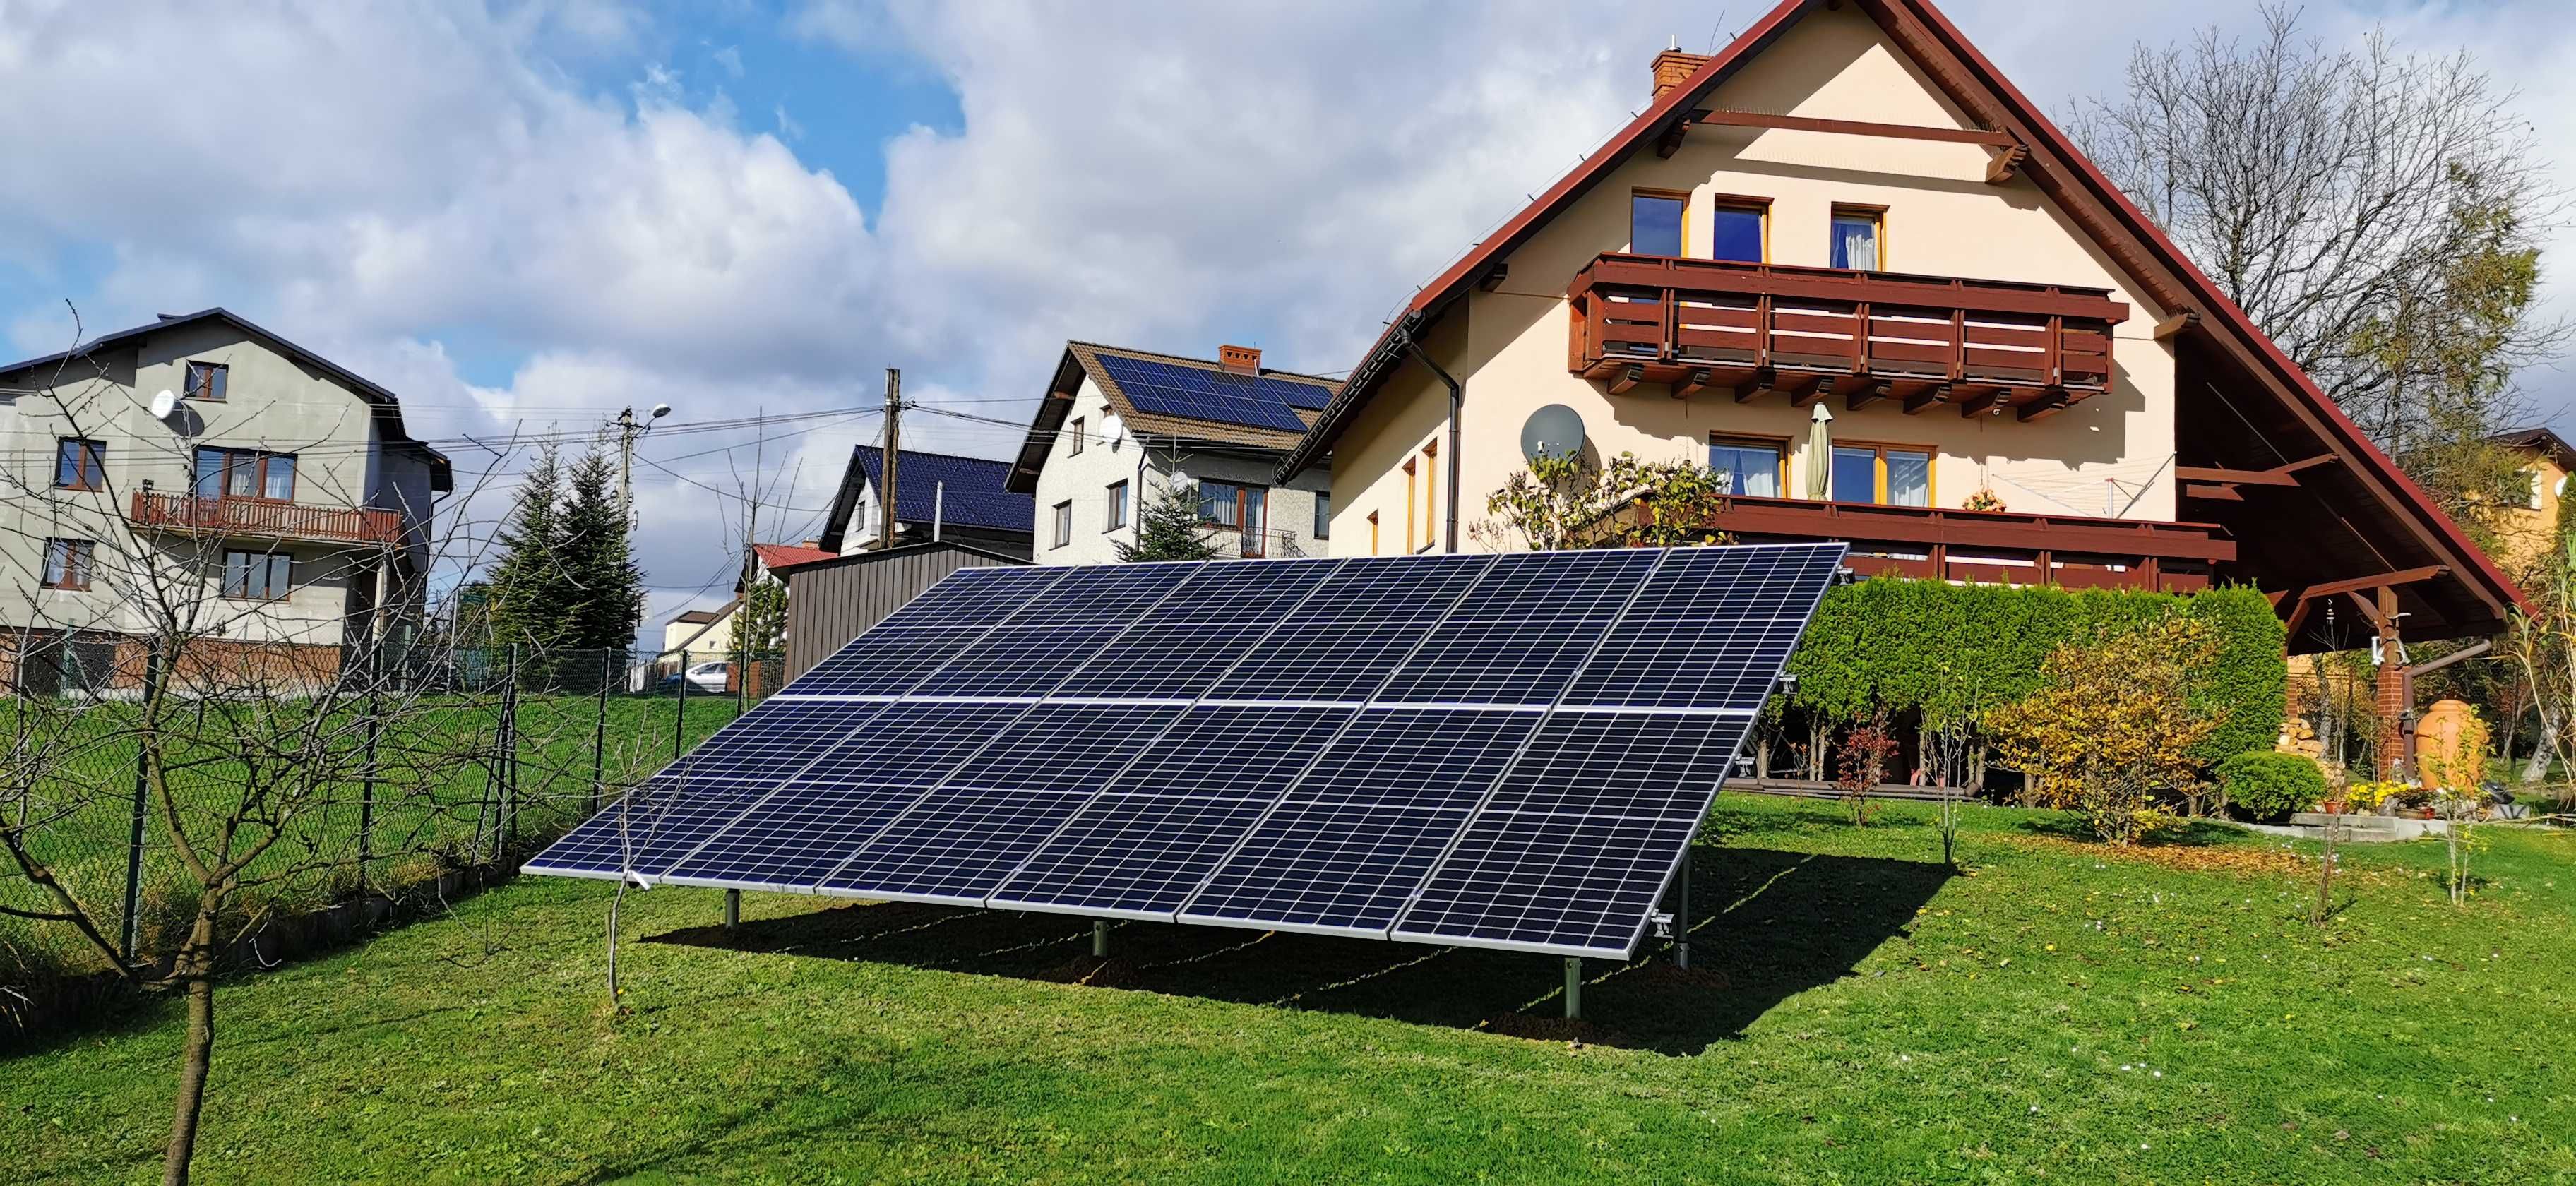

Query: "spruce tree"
(486, 441), (572, 656)
(1117, 478), (1224, 562)
(734, 575), (787, 659)
(561, 445), (645, 653)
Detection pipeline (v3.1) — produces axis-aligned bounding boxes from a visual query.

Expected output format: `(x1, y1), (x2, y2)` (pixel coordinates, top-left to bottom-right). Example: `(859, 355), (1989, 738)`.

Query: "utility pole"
(878, 369), (901, 551)
(612, 402), (672, 527)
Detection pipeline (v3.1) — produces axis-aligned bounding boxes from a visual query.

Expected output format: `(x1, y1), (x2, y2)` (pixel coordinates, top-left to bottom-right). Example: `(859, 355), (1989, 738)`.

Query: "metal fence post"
(119, 642), (163, 965)
(590, 647), (611, 814)
(502, 642), (520, 848)
(674, 649), (687, 760)
(360, 649), (382, 883)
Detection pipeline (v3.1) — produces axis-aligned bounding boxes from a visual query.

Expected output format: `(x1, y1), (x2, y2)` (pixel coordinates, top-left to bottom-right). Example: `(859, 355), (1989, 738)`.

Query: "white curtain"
(1886, 452), (1931, 508)
(1833, 222), (1877, 270)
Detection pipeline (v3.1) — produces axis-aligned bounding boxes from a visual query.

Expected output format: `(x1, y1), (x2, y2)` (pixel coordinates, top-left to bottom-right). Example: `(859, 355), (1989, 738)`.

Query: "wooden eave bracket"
(1902, 384), (1951, 415)
(2175, 454), (2341, 498)
(1477, 263), (1509, 292)
(1655, 110), (1708, 159)
(1607, 364), (1645, 395)
(1672, 368), (1712, 400)
(1984, 143), (2028, 185)
(2152, 310), (2201, 341)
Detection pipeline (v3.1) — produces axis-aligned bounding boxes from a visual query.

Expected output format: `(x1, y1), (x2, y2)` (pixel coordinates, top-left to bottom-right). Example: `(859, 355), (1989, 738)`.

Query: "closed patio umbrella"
(1805, 402), (1834, 500)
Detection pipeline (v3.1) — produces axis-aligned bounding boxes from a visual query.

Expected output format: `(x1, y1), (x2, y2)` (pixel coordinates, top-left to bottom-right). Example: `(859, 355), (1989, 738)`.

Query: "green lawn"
(1, 694), (748, 974)
(10, 796), (2572, 1183)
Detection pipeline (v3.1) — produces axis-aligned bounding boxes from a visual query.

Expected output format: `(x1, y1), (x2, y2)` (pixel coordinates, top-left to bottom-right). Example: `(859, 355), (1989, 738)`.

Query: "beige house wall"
(1330, 5), (2180, 553)
(2491, 450), (2568, 573)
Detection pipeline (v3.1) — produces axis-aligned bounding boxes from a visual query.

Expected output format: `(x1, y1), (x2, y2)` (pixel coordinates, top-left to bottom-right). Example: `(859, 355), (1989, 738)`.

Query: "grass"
(0, 693), (748, 972)
(8, 794), (2573, 1183)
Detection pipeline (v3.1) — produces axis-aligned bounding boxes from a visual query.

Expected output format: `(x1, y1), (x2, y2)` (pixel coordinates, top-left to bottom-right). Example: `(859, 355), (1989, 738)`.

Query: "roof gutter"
(1402, 335), (1463, 553)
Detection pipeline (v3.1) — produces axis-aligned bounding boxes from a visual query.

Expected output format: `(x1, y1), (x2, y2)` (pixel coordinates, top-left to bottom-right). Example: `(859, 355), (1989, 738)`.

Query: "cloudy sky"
(4, 0), (2571, 633)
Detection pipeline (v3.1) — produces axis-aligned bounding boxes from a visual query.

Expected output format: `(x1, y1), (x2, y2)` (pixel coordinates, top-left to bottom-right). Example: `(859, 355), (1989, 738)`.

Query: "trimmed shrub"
(2216, 750), (2327, 821)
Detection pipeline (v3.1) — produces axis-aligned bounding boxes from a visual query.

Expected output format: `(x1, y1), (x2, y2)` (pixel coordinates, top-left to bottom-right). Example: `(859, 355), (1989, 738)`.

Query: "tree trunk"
(163, 907), (220, 1186)
(1808, 721), (1828, 782)
(2522, 705), (2558, 783)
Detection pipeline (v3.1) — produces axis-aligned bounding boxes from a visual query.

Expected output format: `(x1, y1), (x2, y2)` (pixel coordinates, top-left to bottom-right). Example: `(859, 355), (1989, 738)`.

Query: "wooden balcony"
(129, 491), (407, 548)
(1642, 494), (2229, 593)
(1568, 254), (2128, 420)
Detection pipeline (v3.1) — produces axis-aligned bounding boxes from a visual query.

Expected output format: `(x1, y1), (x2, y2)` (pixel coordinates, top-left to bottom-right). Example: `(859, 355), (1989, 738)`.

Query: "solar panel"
(1095, 353), (1311, 433)
(525, 541), (1847, 964)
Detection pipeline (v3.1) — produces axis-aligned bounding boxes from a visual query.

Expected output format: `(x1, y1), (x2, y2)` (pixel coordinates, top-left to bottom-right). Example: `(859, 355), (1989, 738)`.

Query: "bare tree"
(2070, 7), (2563, 525)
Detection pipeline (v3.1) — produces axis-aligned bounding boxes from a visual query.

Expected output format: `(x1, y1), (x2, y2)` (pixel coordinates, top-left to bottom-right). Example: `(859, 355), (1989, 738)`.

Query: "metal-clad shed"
(776, 541), (1028, 682)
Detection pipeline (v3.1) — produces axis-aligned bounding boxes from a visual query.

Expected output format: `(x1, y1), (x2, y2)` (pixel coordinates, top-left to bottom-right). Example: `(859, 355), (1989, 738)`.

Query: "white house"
(0, 309), (450, 694)
(1010, 342), (1335, 564)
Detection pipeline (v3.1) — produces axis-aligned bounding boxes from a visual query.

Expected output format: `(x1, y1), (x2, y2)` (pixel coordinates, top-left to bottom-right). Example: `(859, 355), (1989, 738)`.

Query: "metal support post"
(119, 643), (163, 964)
(590, 647), (610, 813)
(360, 651), (382, 883)
(724, 888), (741, 931)
(674, 649), (687, 759)
(1674, 851), (1693, 969)
(1093, 920), (1109, 957)
(1564, 957), (1583, 1019)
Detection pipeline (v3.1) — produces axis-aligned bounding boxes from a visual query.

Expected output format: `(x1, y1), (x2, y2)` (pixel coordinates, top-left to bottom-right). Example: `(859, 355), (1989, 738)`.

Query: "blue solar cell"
(665, 699), (886, 781)
(1374, 549), (1662, 705)
(991, 706), (1353, 914)
(1393, 711), (1752, 956)
(774, 628), (968, 697)
(523, 774), (773, 878)
(1096, 353), (1311, 433)
(1561, 544), (1845, 709)
(1049, 561), (1342, 700)
(875, 565), (1068, 629)
(1182, 707), (1542, 930)
(661, 702), (1028, 888)
(1207, 554), (1494, 702)
(910, 624), (1121, 699)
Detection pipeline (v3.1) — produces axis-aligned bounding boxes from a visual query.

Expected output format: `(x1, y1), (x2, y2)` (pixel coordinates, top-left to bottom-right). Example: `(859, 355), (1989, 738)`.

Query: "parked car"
(658, 660), (731, 695)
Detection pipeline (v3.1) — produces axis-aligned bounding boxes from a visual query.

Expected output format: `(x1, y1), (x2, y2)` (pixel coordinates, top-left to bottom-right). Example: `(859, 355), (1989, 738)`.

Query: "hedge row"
(1784, 578), (2286, 765)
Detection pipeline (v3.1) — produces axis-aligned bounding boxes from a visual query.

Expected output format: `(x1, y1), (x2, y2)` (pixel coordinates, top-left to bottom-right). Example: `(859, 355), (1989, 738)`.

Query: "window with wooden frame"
(1051, 501), (1073, 548)
(1313, 491), (1331, 539)
(1830, 204), (1885, 270)
(1708, 196), (1770, 263)
(1401, 458), (1417, 550)
(53, 438), (105, 491)
(222, 550), (292, 600)
(1707, 434), (1787, 498)
(1104, 479), (1129, 530)
(1630, 189), (1688, 257)
(193, 447), (297, 501)
(1069, 417), (1085, 456)
(41, 539), (94, 590)
(184, 360), (228, 401)
(1828, 441), (1933, 508)
(1198, 481), (1269, 556)
(1420, 443), (1438, 551)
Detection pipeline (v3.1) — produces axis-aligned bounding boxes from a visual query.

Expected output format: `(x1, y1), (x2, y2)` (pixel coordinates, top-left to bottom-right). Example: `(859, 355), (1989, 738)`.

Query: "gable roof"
(818, 446), (1034, 552)
(751, 541), (838, 572)
(0, 306), (453, 492)
(2492, 426), (2576, 473)
(1274, 0), (2526, 640)
(1008, 342), (1339, 493)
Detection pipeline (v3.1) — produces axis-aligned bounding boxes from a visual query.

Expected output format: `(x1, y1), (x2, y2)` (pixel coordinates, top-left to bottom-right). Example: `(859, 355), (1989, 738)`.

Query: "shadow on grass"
(2013, 814), (2246, 847)
(643, 846), (1950, 1056)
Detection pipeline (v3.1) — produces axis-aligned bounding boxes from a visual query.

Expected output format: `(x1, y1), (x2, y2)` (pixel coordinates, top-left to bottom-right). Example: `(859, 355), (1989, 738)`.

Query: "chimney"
(1652, 45), (1712, 101)
(1218, 344), (1262, 376)
(800, 539), (820, 550)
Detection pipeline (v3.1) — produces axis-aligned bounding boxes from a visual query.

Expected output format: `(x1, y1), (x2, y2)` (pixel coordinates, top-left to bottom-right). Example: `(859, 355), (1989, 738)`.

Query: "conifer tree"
(734, 575), (787, 659)
(1117, 478), (1224, 562)
(561, 445), (645, 652)
(485, 441), (572, 656)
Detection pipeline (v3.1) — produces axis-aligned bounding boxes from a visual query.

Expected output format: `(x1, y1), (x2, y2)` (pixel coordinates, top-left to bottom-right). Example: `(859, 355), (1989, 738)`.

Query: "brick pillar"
(2373, 586), (2407, 781)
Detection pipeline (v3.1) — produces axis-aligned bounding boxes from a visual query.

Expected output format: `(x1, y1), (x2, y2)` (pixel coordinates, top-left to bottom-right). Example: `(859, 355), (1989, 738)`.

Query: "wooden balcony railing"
(1639, 494), (2229, 593)
(130, 491), (407, 547)
(1568, 254), (2129, 420)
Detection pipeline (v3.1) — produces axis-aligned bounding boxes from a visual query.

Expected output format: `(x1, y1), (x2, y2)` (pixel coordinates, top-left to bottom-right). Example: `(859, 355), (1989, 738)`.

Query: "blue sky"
(5, 0), (2570, 630)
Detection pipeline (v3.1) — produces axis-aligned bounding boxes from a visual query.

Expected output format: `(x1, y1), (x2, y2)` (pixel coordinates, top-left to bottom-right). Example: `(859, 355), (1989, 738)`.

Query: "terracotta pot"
(2321, 799), (2346, 815)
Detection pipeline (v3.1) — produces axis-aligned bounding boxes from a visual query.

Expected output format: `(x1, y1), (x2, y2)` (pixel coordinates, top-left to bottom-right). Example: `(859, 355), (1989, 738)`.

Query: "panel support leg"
(1564, 957), (1582, 1019)
(1093, 920), (1110, 957)
(1674, 851), (1693, 969)
(724, 888), (740, 931)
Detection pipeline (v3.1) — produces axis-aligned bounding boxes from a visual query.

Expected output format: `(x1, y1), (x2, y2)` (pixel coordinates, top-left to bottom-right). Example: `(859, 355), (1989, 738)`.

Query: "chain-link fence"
(0, 645), (789, 1001)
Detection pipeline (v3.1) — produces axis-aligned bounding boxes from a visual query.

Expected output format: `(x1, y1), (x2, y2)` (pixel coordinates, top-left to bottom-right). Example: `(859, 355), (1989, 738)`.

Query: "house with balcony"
(0, 309), (450, 694)
(1010, 342), (1336, 563)
(1280, 0), (2525, 682)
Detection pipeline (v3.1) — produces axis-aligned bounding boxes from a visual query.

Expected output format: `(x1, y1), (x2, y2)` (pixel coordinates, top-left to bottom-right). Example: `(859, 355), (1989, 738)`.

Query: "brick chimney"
(1652, 47), (1712, 100)
(1218, 344), (1262, 376)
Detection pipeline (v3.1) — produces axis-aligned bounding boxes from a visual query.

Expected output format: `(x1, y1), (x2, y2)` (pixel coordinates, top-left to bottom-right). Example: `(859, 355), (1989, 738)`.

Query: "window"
(1105, 480), (1130, 529)
(1420, 443), (1438, 551)
(1630, 191), (1686, 256)
(53, 438), (105, 491)
(1401, 459), (1417, 551)
(41, 539), (94, 590)
(1313, 491), (1331, 539)
(1830, 205), (1883, 270)
(222, 550), (292, 600)
(1830, 443), (1932, 507)
(2529, 468), (2547, 510)
(193, 448), (297, 500)
(1069, 417), (1085, 456)
(1707, 436), (1785, 498)
(1199, 481), (1268, 557)
(1051, 501), (1073, 549)
(184, 360), (228, 401)
(1709, 199), (1767, 263)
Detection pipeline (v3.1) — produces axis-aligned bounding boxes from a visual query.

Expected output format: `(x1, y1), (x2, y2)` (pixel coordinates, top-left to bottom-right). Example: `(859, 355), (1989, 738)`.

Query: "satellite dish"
(1099, 412), (1125, 446)
(1520, 404), (1585, 461)
(148, 388), (179, 420)
(2560, 474), (2570, 498)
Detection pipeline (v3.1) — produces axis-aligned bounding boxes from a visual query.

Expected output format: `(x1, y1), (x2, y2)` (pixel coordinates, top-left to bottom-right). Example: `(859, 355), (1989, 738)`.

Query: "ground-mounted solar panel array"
(1094, 352), (1332, 431)
(525, 544), (1846, 959)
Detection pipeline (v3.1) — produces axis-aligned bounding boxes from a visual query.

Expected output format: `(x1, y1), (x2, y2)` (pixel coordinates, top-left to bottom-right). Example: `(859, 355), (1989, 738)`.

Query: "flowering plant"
(2334, 780), (2414, 812)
